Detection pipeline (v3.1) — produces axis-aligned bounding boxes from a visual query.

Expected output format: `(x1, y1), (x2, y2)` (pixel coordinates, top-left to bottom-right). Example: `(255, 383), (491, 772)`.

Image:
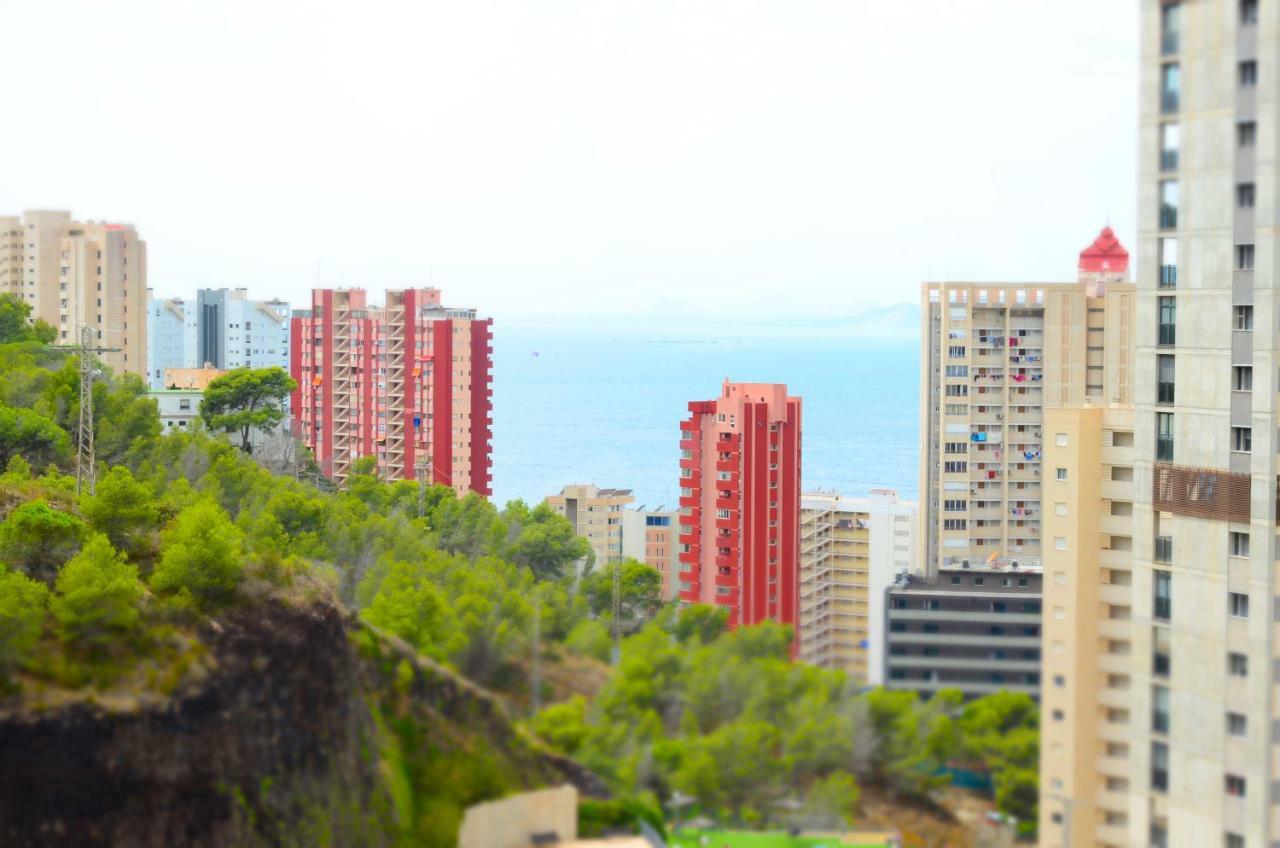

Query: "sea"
(489, 321), (919, 510)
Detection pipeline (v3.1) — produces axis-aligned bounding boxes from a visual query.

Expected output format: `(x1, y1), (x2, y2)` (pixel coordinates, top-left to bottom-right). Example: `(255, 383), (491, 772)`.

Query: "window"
(1231, 426), (1252, 453)
(1160, 122), (1180, 170)
(1162, 1), (1182, 53)
(1238, 121), (1257, 147)
(1154, 627), (1171, 677)
(1154, 570), (1172, 621)
(1151, 824), (1169, 848)
(1157, 354), (1175, 404)
(1233, 365), (1252, 391)
(1055, 467), (1067, 481)
(1225, 774), (1246, 797)
(1233, 187), (1256, 218)
(1226, 834), (1245, 848)
(1151, 741), (1169, 791)
(1155, 535), (1172, 563)
(1241, 0), (1258, 25)
(1159, 237), (1178, 287)
(1160, 180), (1179, 229)
(1227, 712), (1247, 737)
(1235, 244), (1255, 271)
(1235, 305), (1253, 330)
(1229, 651), (1248, 676)
(1229, 591), (1249, 618)
(1156, 412), (1174, 461)
(1158, 296), (1176, 344)
(1240, 59), (1258, 87)
(1161, 63), (1181, 113)
(1152, 685), (1170, 733)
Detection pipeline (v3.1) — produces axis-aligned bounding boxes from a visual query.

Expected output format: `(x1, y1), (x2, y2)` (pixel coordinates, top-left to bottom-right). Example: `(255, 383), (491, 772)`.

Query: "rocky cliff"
(0, 592), (603, 847)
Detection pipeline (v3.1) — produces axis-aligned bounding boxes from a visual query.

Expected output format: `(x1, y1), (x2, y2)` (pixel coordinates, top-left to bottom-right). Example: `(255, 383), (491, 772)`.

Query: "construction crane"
(46, 326), (120, 497)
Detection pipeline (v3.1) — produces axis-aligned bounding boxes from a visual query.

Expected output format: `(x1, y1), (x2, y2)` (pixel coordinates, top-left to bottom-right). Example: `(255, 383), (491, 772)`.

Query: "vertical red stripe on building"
(432, 319), (453, 488)
(403, 290), (418, 481)
(470, 319), (493, 496)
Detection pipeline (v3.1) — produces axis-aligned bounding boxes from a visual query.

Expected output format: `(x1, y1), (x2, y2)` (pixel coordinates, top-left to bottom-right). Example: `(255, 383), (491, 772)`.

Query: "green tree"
(0, 567), (49, 685)
(0, 499), (87, 584)
(149, 499), (246, 608)
(505, 502), (591, 580)
(0, 293), (55, 345)
(51, 535), (144, 659)
(801, 771), (860, 829)
(0, 404), (70, 469)
(199, 367), (297, 453)
(80, 465), (159, 559)
(565, 618), (612, 662)
(670, 603), (729, 645)
(363, 559), (451, 659)
(581, 559), (662, 625)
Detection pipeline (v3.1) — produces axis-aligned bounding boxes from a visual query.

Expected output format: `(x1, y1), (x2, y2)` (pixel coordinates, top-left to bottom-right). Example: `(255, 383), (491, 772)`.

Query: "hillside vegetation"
(0, 292), (1038, 844)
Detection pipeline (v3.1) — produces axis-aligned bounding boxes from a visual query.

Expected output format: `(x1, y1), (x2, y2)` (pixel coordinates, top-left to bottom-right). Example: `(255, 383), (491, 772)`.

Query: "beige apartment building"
(0, 210), (147, 377)
(621, 505), (679, 599)
(545, 485), (634, 566)
(799, 489), (916, 684)
(1041, 2), (1280, 846)
(915, 230), (1134, 710)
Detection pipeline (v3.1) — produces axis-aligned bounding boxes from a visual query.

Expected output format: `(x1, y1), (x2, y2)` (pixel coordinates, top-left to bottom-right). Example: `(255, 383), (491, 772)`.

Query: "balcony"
(679, 457), (700, 471)
(715, 497), (736, 512)
(715, 514), (740, 531)
(715, 459), (736, 473)
(1161, 91), (1179, 115)
(679, 437), (697, 451)
(714, 569), (738, 587)
(678, 495), (700, 509)
(1159, 205), (1178, 230)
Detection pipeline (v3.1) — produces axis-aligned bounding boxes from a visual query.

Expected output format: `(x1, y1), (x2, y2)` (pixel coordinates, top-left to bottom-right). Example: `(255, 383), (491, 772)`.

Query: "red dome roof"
(1079, 226), (1129, 273)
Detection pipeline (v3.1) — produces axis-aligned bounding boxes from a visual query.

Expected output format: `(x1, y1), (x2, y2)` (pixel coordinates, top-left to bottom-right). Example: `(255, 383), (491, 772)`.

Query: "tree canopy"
(199, 366), (297, 453)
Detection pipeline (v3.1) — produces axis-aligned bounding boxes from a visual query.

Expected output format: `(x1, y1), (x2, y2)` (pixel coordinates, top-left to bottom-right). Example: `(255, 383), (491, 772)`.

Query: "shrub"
(0, 568), (50, 685)
(149, 499), (245, 609)
(51, 535), (145, 660)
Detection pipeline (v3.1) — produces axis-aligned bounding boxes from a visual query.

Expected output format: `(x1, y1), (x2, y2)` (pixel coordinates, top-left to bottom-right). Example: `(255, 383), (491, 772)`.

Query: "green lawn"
(669, 830), (887, 848)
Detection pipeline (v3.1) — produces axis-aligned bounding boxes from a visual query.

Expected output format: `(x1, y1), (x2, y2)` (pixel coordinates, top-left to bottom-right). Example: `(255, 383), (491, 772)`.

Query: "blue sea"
(490, 322), (919, 509)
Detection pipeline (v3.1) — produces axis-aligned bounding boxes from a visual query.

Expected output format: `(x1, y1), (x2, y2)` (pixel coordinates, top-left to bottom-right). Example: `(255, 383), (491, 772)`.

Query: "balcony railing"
(1160, 150), (1178, 171)
(1159, 266), (1177, 288)
(1159, 205), (1178, 229)
(1154, 536), (1172, 564)
(1161, 92), (1179, 115)
(1161, 32), (1179, 55)
(1157, 382), (1175, 404)
(1158, 323), (1176, 346)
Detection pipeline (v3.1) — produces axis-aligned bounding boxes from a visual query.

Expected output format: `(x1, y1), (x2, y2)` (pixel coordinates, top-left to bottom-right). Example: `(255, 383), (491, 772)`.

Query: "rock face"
(0, 596), (604, 848)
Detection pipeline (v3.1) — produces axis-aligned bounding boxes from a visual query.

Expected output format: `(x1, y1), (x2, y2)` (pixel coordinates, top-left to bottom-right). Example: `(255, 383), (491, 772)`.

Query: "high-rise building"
(196, 288), (290, 372)
(1041, 4), (1272, 845)
(290, 287), (492, 494)
(677, 381), (801, 629)
(146, 295), (198, 389)
(545, 485), (635, 565)
(0, 209), (147, 377)
(621, 505), (680, 599)
(798, 489), (917, 684)
(913, 230), (1135, 704)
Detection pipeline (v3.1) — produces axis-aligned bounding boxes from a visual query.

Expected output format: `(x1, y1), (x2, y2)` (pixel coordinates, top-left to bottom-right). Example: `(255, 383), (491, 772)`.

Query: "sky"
(0, 0), (1138, 325)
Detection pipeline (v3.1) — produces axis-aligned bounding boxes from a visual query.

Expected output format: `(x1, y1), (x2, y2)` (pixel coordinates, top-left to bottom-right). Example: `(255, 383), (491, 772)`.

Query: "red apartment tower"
(290, 287), (493, 495)
(677, 380), (802, 629)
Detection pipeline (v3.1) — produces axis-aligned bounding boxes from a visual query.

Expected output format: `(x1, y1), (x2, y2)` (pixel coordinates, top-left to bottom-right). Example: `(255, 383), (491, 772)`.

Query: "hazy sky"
(0, 1), (1137, 323)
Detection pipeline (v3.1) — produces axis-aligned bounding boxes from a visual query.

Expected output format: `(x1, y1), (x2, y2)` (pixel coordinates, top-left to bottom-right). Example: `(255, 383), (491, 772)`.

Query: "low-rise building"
(161, 367), (227, 390)
(885, 557), (1042, 701)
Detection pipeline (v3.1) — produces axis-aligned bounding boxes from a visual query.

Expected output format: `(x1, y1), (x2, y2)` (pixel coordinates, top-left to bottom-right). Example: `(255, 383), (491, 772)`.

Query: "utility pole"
(531, 596), (542, 715)
(416, 456), (431, 518)
(47, 326), (120, 497)
(611, 559), (622, 665)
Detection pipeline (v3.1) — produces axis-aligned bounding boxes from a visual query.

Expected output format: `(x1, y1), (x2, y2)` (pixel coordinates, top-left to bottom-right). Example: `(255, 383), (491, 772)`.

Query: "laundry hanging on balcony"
(1023, 450), (1040, 460)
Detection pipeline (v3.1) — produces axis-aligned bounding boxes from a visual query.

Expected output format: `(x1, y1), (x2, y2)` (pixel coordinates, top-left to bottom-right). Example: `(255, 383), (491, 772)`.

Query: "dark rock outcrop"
(0, 595), (603, 847)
